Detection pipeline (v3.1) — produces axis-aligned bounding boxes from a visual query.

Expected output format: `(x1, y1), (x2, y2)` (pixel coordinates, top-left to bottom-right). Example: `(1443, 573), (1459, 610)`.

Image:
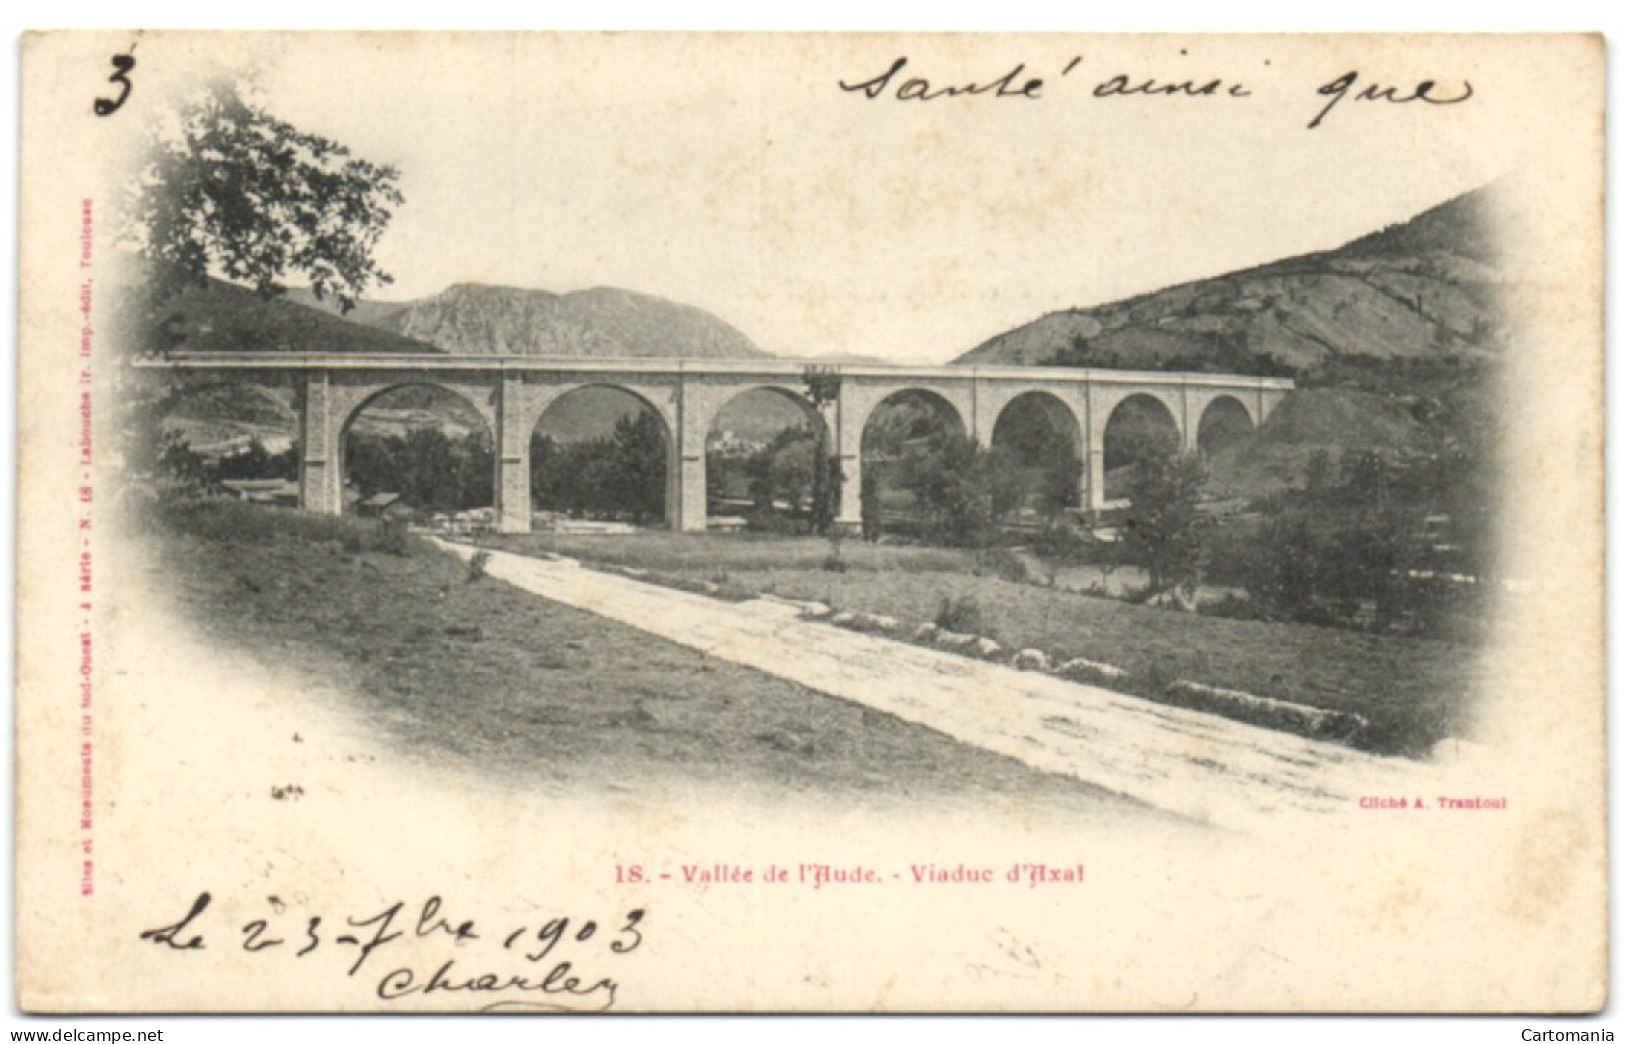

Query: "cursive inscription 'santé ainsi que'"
(139, 891), (646, 1012)
(837, 54), (1473, 129)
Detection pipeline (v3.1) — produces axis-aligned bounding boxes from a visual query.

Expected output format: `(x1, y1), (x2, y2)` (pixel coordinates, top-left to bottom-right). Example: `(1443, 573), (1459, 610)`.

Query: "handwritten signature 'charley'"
(837, 55), (1473, 129)
(138, 891), (645, 1012)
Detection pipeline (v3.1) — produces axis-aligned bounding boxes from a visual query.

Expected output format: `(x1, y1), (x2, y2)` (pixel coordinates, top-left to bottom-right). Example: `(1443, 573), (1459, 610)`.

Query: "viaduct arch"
(529, 384), (680, 525)
(142, 354), (1292, 531)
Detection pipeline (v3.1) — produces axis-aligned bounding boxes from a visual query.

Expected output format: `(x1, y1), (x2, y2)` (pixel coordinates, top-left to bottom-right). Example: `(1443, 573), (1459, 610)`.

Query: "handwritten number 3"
(94, 54), (135, 117)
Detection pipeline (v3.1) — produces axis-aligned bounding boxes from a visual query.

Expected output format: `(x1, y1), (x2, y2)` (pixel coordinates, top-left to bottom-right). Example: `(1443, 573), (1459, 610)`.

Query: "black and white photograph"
(12, 30), (1607, 1015)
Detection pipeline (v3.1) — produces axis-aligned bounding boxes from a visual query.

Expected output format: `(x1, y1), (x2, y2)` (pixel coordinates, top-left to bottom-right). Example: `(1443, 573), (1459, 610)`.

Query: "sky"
(109, 32), (1539, 365)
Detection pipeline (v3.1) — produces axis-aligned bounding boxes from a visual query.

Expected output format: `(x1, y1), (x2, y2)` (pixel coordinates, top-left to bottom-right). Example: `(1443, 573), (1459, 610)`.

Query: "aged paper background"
(13, 31), (1606, 1013)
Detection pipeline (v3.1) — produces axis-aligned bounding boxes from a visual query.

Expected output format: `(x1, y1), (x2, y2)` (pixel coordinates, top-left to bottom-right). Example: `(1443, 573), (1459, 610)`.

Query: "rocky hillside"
(298, 283), (771, 359)
(957, 184), (1508, 376)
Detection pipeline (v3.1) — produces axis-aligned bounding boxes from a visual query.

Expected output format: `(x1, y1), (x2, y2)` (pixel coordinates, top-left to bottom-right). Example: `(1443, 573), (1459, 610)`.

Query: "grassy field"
(136, 500), (1146, 815)
(481, 531), (1482, 756)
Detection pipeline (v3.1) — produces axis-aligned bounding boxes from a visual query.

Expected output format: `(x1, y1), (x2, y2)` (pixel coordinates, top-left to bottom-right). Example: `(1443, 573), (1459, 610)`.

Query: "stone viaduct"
(143, 353), (1293, 533)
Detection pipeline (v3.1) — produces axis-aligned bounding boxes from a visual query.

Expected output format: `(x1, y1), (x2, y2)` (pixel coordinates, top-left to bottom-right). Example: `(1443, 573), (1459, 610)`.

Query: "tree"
(767, 437), (816, 512)
(216, 437), (267, 480)
(991, 405), (1080, 522)
(1120, 433), (1209, 607)
(1240, 491), (1442, 634)
(342, 427), (490, 511)
(1241, 498), (1325, 623)
(609, 412), (668, 524)
(898, 435), (1024, 549)
(802, 365), (842, 535)
(1037, 451), (1082, 520)
(401, 428), (459, 509)
(346, 433), (401, 499)
(859, 467), (882, 542)
(1304, 448), (1334, 495)
(532, 426), (662, 523)
(116, 79), (404, 498)
(128, 79), (404, 328)
(215, 436), (297, 482)
(155, 431), (208, 493)
(454, 432), (495, 510)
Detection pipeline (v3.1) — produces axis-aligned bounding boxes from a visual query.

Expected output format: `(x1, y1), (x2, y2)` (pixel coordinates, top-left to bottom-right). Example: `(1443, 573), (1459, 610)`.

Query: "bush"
(1235, 493), (1479, 637)
(744, 506), (808, 537)
(934, 594), (984, 636)
(1032, 519), (1091, 564)
(467, 550), (491, 582)
(154, 497), (355, 546)
(895, 436), (1024, 549)
(973, 548), (1030, 583)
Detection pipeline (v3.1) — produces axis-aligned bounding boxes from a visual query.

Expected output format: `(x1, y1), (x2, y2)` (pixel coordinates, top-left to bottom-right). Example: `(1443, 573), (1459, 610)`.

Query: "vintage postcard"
(14, 32), (1605, 1012)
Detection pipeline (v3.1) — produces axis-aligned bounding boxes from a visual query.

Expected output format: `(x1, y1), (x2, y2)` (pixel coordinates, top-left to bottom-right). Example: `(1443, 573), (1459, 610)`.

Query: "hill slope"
(118, 276), (444, 356)
(957, 185), (1508, 376)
